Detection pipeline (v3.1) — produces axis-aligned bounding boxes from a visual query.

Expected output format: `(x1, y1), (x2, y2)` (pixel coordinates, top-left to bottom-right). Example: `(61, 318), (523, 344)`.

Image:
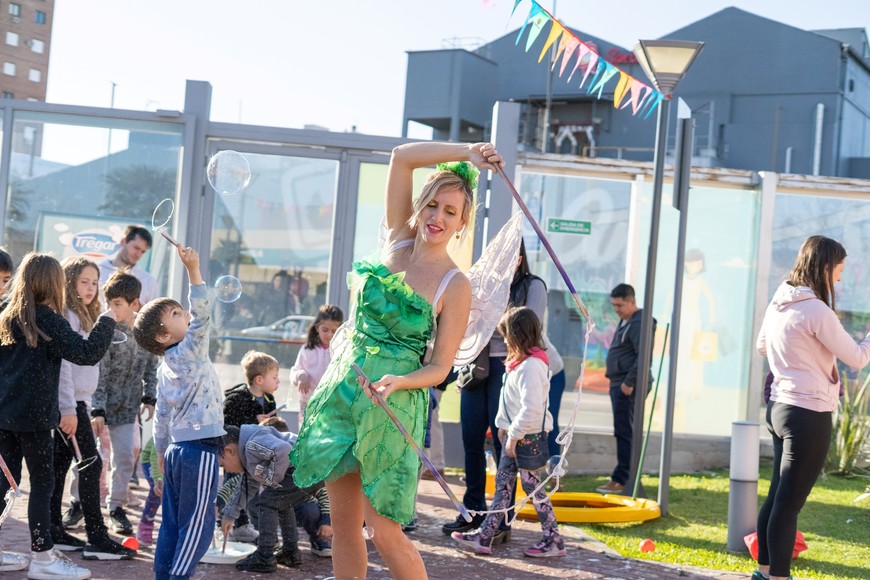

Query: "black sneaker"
(109, 507), (133, 535)
(82, 534), (136, 561)
(492, 527), (512, 545)
(62, 501), (84, 529)
(51, 528), (86, 552)
(274, 547), (302, 568)
(441, 513), (484, 536)
(235, 550), (277, 573)
(401, 517), (418, 533)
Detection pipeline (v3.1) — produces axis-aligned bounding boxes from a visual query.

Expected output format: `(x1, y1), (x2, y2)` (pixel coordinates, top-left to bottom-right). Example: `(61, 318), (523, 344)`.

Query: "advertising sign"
(35, 212), (153, 268)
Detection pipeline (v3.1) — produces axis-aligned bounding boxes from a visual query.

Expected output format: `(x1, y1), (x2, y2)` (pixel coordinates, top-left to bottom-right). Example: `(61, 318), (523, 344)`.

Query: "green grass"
(561, 466), (870, 579)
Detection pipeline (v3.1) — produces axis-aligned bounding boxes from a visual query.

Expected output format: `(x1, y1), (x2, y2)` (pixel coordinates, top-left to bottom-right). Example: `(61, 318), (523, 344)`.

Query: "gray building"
(403, 7), (870, 178)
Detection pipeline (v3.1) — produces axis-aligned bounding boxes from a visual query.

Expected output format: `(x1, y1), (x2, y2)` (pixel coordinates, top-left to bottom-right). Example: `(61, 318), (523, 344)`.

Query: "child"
(452, 306), (566, 558)
(0, 247), (12, 296)
(91, 271), (158, 535)
(288, 304), (343, 419)
(220, 424), (306, 573)
(258, 416), (332, 558)
(50, 257), (136, 561)
(133, 245), (225, 580)
(221, 350), (280, 543)
(0, 253), (115, 578)
(137, 436), (163, 546)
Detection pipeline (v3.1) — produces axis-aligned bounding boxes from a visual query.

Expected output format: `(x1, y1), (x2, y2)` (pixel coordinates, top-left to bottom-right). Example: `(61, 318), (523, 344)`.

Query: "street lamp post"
(625, 40), (704, 511)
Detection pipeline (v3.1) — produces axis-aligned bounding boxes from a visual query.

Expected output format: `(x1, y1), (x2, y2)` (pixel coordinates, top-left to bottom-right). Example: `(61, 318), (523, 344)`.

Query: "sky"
(47, 0), (870, 139)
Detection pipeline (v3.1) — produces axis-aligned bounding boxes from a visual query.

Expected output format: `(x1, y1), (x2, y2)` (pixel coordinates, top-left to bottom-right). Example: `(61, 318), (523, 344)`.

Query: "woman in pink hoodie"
(754, 235), (870, 580)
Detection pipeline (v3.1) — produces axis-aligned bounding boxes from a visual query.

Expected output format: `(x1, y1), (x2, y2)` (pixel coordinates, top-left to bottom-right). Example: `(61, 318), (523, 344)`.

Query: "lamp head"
(632, 40), (705, 98)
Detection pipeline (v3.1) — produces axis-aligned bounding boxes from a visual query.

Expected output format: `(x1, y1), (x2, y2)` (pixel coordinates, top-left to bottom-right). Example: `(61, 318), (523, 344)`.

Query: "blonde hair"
(407, 171), (474, 240)
(61, 256), (101, 333)
(241, 350), (279, 386)
(0, 253), (65, 348)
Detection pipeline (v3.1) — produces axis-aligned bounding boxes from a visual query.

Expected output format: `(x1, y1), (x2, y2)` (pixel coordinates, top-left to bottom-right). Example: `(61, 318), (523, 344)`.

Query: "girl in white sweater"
(755, 235), (870, 580)
(452, 306), (565, 558)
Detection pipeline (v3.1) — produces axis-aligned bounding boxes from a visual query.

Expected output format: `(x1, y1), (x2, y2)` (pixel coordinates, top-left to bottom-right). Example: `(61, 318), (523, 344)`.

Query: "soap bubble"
(111, 330), (128, 345)
(215, 275), (243, 303)
(207, 150), (251, 196)
(546, 455), (566, 477)
(362, 525), (374, 540)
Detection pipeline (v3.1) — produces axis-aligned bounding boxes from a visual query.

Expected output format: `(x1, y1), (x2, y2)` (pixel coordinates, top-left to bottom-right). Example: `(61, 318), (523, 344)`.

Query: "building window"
(35, 10), (46, 24)
(6, 32), (19, 46)
(2, 92), (13, 99)
(28, 68), (40, 82)
(3, 62), (16, 76)
(30, 39), (44, 53)
(8, 3), (21, 17)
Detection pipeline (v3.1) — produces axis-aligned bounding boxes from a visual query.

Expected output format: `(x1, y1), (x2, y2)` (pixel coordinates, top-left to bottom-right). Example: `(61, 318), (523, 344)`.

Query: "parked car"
(240, 315), (315, 343)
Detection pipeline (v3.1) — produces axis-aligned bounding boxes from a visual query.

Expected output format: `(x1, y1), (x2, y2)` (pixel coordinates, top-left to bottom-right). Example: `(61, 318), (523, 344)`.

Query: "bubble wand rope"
(0, 451), (21, 526)
(462, 166), (596, 524)
(351, 363), (473, 523)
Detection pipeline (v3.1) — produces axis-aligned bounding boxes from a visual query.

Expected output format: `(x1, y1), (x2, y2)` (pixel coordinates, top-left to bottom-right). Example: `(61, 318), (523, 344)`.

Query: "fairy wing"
(453, 212), (524, 365)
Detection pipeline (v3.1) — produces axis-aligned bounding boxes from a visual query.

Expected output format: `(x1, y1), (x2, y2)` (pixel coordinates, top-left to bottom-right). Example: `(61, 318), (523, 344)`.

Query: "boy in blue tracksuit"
(133, 244), (225, 580)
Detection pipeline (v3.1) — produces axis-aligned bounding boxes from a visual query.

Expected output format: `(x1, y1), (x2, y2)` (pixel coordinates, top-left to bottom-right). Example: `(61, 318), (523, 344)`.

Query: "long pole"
(658, 105), (694, 515)
(625, 97), (670, 498)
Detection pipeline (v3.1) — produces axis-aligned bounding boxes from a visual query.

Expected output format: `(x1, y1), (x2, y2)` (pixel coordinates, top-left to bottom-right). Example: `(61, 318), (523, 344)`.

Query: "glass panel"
(517, 172), (634, 432)
(208, 151), (339, 370)
(769, 193), (870, 381)
(3, 111), (184, 296)
(648, 184), (762, 436)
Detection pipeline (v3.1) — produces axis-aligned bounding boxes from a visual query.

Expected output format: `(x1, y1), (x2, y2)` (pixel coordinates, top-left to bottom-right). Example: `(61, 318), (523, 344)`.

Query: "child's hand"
(505, 437), (518, 459)
(91, 416), (106, 437)
(221, 518), (234, 539)
(154, 479), (164, 497)
(140, 404), (155, 422)
(59, 414), (78, 437)
(317, 524), (333, 540)
(100, 307), (117, 321)
(297, 372), (311, 394)
(176, 246), (203, 285)
(497, 428), (507, 444)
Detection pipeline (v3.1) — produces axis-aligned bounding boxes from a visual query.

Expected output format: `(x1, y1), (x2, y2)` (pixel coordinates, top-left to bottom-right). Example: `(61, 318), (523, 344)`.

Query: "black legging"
(51, 401), (107, 540)
(756, 401), (832, 578)
(0, 429), (56, 551)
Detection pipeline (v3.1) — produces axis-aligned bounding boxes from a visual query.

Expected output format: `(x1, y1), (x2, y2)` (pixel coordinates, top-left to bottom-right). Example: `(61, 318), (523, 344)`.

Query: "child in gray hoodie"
(220, 424), (317, 573)
(133, 245), (225, 580)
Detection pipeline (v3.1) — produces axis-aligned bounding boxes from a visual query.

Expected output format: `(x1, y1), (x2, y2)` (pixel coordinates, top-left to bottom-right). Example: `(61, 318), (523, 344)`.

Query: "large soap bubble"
(214, 275), (243, 303)
(207, 150), (251, 196)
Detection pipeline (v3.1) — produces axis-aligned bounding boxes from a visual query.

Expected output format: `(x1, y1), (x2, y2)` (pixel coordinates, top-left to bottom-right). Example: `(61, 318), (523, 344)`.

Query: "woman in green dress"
(292, 141), (503, 578)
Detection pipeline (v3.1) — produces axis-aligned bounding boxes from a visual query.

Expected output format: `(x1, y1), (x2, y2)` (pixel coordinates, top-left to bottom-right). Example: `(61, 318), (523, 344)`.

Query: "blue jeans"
(609, 384), (635, 485)
(546, 370), (566, 457)
(460, 357), (506, 512)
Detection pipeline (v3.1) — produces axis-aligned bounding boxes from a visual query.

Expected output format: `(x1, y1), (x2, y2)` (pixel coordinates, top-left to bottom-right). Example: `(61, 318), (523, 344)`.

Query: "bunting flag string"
(507, 0), (664, 119)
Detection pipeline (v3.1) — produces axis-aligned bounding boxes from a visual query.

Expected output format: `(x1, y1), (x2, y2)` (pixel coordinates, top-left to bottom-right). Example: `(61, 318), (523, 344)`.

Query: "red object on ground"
(122, 536), (139, 551)
(640, 539), (656, 553)
(744, 530), (808, 560)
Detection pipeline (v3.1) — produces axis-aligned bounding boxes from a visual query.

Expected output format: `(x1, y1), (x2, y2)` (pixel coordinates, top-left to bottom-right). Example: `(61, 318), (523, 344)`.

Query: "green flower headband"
(437, 161), (479, 191)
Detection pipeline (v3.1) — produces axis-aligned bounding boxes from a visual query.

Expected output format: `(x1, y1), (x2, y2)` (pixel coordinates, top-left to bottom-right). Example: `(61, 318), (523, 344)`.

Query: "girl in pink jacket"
(289, 305), (343, 422)
(754, 235), (870, 580)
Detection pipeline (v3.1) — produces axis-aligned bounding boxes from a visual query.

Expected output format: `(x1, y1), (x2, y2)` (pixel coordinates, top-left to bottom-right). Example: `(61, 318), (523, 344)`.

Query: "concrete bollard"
(727, 421), (759, 553)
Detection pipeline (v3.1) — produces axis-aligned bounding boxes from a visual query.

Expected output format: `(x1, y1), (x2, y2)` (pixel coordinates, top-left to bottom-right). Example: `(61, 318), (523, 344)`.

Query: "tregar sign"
(35, 211), (153, 269)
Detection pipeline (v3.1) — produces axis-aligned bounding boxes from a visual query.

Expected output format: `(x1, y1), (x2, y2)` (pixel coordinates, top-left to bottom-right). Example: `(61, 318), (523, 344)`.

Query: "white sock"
(31, 550), (52, 563)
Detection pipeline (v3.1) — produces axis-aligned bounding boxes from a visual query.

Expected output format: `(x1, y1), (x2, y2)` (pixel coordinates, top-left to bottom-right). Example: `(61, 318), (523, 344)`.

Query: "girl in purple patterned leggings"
(452, 306), (566, 558)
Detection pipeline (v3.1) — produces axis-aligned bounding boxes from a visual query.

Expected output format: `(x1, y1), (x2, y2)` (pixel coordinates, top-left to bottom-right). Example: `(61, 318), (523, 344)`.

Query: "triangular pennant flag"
(538, 21), (564, 63)
(578, 50), (601, 90)
(515, 2), (544, 46)
(525, 11), (550, 52)
(613, 72), (631, 108)
(643, 91), (665, 119)
(510, 0), (524, 18)
(568, 43), (597, 85)
(621, 81), (649, 115)
(556, 33), (580, 76)
(588, 60), (618, 98)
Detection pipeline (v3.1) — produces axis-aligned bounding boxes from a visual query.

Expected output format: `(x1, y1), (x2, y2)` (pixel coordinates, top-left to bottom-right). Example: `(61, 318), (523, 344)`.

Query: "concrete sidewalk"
(0, 467), (749, 579)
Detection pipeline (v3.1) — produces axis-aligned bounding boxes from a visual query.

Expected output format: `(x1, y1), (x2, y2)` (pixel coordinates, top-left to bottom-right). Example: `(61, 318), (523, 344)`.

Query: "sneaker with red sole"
(450, 531), (492, 555)
(524, 535), (567, 558)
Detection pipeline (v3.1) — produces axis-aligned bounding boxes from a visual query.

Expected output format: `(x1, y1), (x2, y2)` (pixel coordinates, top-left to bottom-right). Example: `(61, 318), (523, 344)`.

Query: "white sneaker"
(0, 547), (28, 571)
(125, 493), (142, 509)
(28, 549), (91, 580)
(228, 523), (259, 543)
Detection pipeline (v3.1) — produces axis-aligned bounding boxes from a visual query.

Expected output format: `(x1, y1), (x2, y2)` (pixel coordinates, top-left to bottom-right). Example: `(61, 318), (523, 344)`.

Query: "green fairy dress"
(291, 253), (435, 524)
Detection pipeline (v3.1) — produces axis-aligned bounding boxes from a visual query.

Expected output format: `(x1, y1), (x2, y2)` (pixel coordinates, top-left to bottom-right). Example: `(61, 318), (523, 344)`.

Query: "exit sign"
(547, 218), (591, 235)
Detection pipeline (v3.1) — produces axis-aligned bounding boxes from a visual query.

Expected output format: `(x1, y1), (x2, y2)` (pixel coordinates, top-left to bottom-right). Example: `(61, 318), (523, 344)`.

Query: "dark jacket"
(223, 383), (276, 427)
(604, 309), (655, 389)
(0, 304), (114, 431)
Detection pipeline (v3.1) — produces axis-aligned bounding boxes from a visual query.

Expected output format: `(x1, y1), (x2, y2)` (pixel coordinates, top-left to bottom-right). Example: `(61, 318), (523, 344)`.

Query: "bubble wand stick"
(0, 451), (21, 525)
(351, 363), (472, 523)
